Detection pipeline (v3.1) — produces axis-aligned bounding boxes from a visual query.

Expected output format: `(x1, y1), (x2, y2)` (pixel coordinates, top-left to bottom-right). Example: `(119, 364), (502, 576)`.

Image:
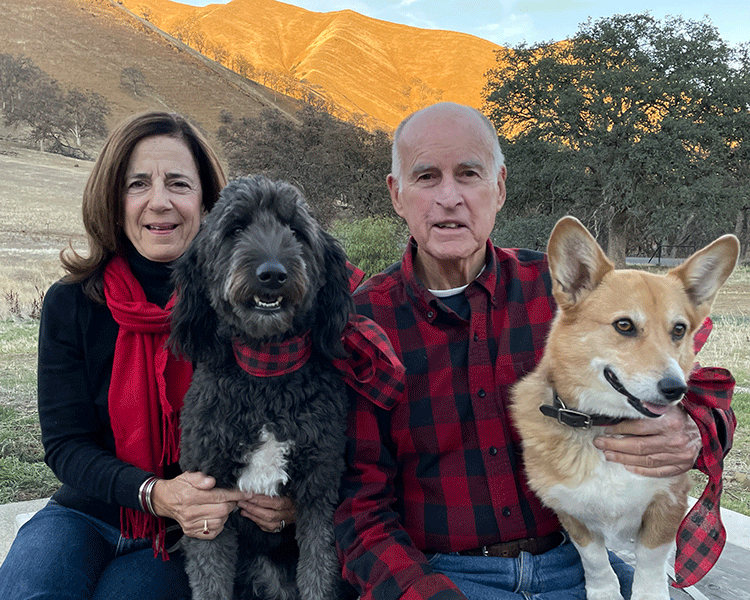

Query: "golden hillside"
(120, 0), (502, 129)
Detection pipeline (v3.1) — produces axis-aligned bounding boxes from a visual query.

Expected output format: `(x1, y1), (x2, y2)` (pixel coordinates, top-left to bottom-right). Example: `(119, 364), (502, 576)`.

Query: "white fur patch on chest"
(545, 458), (676, 543)
(236, 426), (294, 497)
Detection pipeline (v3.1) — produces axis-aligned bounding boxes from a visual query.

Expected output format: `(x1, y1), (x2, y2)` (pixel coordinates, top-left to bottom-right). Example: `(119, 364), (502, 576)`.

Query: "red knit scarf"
(103, 255), (193, 559)
(232, 313), (405, 410)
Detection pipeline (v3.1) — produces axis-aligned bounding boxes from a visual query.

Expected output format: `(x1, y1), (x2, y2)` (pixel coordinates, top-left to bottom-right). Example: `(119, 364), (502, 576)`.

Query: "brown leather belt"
(457, 531), (565, 558)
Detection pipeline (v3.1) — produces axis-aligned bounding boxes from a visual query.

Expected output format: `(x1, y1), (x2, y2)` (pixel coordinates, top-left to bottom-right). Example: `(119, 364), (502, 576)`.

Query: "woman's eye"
(613, 318), (636, 335)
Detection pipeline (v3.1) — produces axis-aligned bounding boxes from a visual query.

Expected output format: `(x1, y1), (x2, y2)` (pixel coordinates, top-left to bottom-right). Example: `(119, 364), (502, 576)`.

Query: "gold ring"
(202, 519), (209, 535)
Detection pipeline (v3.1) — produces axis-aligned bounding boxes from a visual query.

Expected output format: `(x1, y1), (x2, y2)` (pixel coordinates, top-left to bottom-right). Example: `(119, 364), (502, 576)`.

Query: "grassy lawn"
(0, 318), (59, 502)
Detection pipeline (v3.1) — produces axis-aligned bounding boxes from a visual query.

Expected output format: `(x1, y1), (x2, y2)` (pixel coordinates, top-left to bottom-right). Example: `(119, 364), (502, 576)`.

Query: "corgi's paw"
(585, 583), (624, 600)
(630, 584), (671, 600)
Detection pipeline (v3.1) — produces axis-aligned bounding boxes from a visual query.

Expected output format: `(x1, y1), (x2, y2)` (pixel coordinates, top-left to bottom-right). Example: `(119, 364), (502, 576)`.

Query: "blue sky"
(178, 0), (748, 47)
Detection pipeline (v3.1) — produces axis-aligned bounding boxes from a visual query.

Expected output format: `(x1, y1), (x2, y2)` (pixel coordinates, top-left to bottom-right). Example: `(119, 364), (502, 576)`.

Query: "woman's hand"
(238, 494), (297, 534)
(150, 471), (248, 539)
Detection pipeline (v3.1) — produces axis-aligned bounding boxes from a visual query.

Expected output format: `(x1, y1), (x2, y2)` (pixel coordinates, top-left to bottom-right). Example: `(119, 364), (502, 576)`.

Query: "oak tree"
(483, 13), (749, 264)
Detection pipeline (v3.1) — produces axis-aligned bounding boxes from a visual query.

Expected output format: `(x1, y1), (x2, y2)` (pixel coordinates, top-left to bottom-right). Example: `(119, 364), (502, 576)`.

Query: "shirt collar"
(402, 238), (500, 318)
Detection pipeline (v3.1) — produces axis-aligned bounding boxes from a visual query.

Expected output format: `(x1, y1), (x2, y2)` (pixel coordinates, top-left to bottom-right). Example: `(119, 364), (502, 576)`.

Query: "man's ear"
(387, 174), (405, 218)
(495, 165), (507, 214)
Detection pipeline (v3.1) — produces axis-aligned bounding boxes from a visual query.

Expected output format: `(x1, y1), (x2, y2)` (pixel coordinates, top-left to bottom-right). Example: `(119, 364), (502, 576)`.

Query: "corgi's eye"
(672, 323), (687, 340)
(613, 318), (636, 336)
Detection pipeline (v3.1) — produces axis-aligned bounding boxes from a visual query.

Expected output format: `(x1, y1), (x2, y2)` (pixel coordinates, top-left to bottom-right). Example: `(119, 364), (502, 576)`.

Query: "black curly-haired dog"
(169, 175), (353, 600)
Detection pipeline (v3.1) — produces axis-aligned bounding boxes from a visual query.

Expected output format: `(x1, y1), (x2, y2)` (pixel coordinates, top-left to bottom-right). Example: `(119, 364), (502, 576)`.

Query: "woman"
(0, 112), (295, 599)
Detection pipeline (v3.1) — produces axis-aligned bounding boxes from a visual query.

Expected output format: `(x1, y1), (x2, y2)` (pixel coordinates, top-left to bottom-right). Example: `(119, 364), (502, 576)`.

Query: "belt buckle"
(481, 545), (490, 557)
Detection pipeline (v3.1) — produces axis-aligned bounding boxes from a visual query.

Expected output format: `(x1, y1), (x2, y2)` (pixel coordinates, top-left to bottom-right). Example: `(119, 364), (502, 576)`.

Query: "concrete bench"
(1, 498), (748, 597)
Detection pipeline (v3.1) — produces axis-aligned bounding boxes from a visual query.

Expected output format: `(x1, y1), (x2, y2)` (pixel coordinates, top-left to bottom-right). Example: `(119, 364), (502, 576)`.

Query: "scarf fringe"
(121, 507), (169, 560)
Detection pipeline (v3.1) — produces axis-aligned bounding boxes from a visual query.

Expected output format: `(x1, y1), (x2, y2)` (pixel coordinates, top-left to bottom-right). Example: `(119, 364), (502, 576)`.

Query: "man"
(333, 102), (735, 600)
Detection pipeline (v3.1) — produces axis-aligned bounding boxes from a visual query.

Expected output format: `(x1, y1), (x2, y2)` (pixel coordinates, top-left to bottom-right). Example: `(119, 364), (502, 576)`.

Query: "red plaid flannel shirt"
(334, 240), (736, 600)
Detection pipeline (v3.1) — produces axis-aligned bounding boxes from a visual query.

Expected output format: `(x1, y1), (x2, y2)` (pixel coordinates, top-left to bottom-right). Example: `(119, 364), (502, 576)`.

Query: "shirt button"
(502, 506), (512, 517)
(473, 333), (479, 341)
(427, 311), (434, 319)
(478, 389), (486, 398)
(488, 446), (498, 455)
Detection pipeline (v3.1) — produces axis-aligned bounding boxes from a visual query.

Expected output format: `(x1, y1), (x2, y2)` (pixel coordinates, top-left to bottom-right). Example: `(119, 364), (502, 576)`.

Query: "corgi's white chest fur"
(236, 426), (294, 496)
(544, 450), (676, 543)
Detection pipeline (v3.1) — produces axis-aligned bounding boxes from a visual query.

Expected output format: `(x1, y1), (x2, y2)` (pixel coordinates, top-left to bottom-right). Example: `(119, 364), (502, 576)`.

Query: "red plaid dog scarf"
(673, 319), (735, 587)
(232, 313), (405, 410)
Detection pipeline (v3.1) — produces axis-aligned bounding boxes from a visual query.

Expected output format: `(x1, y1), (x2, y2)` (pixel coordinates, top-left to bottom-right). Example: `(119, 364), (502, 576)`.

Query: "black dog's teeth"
(253, 295), (283, 309)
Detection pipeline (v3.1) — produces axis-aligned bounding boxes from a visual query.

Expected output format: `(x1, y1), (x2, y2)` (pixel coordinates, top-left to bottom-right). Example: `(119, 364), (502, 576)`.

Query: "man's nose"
(436, 177), (462, 207)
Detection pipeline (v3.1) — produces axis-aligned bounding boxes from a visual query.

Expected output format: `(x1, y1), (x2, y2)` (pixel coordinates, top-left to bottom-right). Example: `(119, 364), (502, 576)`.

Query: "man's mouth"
(435, 222), (462, 229)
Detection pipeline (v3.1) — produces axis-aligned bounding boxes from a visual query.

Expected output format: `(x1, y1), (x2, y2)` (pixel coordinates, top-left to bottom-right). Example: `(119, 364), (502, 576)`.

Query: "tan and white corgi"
(510, 216), (739, 600)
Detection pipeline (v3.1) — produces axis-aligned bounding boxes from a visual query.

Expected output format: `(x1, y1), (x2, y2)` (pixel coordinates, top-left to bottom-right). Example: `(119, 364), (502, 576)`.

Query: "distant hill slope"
(0, 0), (301, 149)
(120, 0), (503, 129)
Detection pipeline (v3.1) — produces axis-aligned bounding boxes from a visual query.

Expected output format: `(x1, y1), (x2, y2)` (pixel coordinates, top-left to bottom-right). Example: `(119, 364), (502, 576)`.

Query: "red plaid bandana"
(233, 333), (312, 376)
(233, 314), (404, 408)
(673, 319), (734, 588)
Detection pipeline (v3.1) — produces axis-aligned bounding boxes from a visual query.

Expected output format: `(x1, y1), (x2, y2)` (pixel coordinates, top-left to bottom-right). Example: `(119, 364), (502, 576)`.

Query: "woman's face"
(122, 135), (203, 263)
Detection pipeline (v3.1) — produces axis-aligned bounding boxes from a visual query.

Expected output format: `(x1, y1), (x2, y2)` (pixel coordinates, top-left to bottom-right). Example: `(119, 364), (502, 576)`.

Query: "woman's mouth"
(146, 224), (178, 232)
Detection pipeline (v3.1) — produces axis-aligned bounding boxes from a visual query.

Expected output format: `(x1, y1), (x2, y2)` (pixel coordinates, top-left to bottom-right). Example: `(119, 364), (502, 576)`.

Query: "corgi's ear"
(547, 216), (613, 311)
(669, 234), (739, 309)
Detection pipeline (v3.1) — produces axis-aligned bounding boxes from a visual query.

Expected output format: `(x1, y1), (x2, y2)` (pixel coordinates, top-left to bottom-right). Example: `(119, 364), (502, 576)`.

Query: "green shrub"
(333, 216), (408, 279)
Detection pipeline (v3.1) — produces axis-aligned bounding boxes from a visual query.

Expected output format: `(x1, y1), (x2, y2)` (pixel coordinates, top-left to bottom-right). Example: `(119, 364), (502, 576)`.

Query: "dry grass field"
(1, 138), (749, 512)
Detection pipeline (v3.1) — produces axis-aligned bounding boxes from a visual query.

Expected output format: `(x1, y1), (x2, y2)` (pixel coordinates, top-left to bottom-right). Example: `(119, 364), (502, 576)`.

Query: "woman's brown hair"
(61, 111), (227, 302)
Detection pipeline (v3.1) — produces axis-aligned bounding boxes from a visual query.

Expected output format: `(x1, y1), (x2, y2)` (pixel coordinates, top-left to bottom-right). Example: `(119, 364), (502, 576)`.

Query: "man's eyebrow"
(456, 160), (486, 172)
(410, 163), (435, 175)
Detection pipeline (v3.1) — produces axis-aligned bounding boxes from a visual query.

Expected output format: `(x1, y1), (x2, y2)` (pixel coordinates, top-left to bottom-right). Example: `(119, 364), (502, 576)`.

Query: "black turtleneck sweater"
(37, 251), (179, 529)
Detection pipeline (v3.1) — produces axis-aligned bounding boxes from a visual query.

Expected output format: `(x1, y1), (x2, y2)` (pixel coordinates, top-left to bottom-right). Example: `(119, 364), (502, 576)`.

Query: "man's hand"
(238, 494), (296, 533)
(593, 405), (701, 477)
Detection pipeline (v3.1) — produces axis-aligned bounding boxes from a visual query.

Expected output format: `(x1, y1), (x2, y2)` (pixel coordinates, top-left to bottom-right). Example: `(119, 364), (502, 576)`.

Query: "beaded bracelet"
(138, 476), (160, 517)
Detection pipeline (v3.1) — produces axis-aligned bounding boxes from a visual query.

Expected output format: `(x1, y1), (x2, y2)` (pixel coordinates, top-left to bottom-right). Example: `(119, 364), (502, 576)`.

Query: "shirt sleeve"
(37, 281), (150, 511)
(334, 389), (467, 600)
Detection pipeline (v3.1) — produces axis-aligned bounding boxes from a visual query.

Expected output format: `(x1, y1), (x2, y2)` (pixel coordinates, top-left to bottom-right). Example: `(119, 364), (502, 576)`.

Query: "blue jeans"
(427, 540), (634, 600)
(0, 499), (191, 600)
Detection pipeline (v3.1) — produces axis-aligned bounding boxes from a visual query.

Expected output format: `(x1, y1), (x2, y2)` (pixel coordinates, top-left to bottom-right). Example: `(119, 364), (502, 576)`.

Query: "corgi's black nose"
(658, 377), (687, 401)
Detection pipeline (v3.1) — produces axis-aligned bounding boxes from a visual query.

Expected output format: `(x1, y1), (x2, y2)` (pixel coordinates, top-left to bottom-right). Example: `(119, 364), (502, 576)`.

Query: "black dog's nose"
(256, 259), (288, 289)
(658, 377), (688, 401)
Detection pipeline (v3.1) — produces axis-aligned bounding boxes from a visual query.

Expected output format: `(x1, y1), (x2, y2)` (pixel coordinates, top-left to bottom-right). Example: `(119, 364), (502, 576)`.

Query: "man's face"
(388, 105), (506, 288)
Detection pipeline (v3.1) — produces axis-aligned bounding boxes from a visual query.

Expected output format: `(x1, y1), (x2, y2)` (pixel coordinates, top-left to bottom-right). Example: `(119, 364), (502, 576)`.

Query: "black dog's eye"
(672, 322), (687, 340)
(230, 225), (245, 237)
(613, 318), (636, 336)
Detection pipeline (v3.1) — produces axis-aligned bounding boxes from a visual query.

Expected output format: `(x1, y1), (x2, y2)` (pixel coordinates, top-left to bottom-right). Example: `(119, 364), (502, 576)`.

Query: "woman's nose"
(146, 183), (172, 210)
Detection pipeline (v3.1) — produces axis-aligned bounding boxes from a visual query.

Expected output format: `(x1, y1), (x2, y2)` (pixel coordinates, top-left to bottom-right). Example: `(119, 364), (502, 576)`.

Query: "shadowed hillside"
(0, 0), (301, 148)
